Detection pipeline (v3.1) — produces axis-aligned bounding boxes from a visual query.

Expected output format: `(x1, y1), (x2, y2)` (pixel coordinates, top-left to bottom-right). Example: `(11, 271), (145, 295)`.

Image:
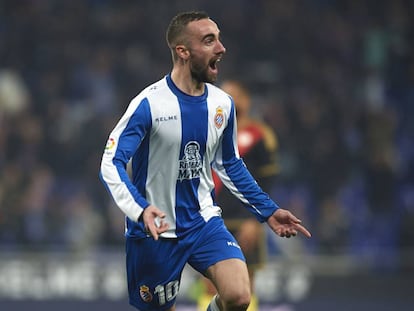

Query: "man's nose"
(216, 40), (226, 54)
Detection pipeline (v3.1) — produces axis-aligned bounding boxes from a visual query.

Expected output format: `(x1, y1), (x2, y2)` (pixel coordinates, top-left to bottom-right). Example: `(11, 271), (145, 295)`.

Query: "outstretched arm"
(213, 99), (279, 222)
(267, 209), (311, 238)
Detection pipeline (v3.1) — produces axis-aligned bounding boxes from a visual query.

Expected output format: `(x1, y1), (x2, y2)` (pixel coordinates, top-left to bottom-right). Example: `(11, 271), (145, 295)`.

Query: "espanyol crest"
(139, 285), (153, 302)
(214, 106), (224, 129)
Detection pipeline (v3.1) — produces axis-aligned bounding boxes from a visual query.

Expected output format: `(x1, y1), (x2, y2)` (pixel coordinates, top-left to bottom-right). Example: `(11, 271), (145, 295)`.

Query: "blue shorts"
(125, 216), (245, 310)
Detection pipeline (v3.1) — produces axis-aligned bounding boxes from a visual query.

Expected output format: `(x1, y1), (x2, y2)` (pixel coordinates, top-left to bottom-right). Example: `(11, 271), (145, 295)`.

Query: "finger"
(156, 221), (169, 235)
(274, 228), (282, 237)
(294, 223), (311, 238)
(151, 207), (166, 218)
(288, 213), (302, 224)
(288, 229), (297, 237)
(148, 223), (160, 240)
(151, 219), (170, 240)
(155, 210), (166, 219)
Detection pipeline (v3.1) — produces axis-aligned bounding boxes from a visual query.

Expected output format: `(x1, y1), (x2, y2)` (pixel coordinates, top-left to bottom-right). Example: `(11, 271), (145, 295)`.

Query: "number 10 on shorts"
(154, 280), (180, 305)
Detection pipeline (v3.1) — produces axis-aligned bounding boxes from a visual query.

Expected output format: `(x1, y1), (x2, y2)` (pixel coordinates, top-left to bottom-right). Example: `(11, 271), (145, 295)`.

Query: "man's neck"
(170, 68), (205, 96)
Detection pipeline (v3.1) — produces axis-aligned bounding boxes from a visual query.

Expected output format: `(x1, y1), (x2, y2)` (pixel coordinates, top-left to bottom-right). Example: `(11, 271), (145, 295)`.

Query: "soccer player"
(99, 11), (311, 311)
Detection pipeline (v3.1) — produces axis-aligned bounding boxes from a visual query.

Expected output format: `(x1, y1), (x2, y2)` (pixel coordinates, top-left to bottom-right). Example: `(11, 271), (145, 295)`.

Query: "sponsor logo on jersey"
(178, 141), (202, 181)
(214, 106), (224, 129)
(155, 115), (178, 123)
(139, 285), (153, 302)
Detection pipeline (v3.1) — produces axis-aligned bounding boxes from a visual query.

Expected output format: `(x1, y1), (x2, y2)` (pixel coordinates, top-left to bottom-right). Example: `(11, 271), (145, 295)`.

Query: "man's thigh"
(187, 217), (250, 301)
(205, 258), (251, 300)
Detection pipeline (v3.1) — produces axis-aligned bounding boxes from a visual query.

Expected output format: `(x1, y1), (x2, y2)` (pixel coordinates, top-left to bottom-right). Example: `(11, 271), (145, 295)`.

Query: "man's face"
(186, 18), (226, 84)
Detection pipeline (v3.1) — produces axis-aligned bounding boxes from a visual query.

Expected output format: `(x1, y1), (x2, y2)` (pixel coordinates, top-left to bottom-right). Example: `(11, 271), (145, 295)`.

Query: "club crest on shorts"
(214, 106), (224, 129)
(139, 285), (153, 302)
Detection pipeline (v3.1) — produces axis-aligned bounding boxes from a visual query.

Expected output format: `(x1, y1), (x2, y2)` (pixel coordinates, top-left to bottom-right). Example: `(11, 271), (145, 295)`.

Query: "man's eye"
(205, 38), (214, 45)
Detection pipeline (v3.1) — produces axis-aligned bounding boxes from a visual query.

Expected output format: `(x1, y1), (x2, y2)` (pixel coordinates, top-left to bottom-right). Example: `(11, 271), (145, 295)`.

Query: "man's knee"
(220, 286), (251, 310)
(206, 258), (251, 310)
(227, 295), (250, 310)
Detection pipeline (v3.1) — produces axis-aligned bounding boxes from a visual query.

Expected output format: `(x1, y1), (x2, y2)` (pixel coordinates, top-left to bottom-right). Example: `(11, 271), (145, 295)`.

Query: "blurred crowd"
(0, 0), (413, 269)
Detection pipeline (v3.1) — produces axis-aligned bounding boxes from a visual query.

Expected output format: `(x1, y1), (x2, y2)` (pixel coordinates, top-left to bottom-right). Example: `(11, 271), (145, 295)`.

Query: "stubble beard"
(190, 58), (217, 84)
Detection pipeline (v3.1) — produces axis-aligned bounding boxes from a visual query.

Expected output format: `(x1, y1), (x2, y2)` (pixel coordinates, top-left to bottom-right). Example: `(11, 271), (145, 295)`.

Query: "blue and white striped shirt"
(100, 74), (278, 239)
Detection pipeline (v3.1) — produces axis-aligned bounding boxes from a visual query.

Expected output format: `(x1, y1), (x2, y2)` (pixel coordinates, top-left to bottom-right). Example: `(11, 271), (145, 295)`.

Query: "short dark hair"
(166, 11), (209, 49)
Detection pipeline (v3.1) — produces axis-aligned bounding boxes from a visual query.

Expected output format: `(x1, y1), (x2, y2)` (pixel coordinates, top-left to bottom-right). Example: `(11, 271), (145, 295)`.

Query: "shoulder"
(120, 78), (171, 119)
(207, 83), (231, 99)
(131, 77), (171, 104)
(206, 83), (233, 109)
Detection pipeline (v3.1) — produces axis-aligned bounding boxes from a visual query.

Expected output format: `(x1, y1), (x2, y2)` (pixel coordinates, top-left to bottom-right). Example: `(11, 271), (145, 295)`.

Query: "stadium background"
(0, 0), (413, 310)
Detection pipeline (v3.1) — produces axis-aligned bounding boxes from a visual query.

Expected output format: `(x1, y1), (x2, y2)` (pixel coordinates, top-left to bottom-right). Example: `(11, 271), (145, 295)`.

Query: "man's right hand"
(141, 205), (169, 240)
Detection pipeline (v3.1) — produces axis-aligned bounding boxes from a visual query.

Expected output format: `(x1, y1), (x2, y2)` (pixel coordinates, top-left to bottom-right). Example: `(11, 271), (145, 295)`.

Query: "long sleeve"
(99, 97), (152, 222)
(212, 101), (279, 222)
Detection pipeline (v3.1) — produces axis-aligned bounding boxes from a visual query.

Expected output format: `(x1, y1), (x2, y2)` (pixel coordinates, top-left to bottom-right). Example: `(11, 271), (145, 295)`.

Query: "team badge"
(214, 106), (224, 129)
(139, 285), (153, 302)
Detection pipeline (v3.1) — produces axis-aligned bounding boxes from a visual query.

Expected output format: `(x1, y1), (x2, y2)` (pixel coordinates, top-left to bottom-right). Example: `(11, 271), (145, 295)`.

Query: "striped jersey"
(100, 74), (279, 239)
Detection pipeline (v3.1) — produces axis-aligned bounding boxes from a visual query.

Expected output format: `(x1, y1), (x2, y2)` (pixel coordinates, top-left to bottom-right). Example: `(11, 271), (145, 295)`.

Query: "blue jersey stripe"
(175, 93), (209, 235)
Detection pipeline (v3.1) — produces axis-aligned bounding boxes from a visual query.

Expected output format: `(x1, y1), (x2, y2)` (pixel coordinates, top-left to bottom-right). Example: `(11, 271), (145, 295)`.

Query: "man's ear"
(175, 45), (190, 60)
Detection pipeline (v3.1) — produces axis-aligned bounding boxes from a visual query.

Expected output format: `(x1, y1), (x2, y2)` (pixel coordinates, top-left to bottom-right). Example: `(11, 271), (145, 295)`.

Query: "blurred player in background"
(100, 11), (311, 311)
(197, 80), (280, 311)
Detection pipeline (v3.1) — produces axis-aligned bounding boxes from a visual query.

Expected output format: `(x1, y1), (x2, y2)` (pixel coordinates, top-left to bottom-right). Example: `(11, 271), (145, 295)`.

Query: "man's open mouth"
(209, 57), (221, 70)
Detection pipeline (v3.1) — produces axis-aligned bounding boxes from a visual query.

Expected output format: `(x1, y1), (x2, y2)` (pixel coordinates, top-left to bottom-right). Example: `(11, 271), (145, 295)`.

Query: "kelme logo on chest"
(155, 115), (178, 123)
